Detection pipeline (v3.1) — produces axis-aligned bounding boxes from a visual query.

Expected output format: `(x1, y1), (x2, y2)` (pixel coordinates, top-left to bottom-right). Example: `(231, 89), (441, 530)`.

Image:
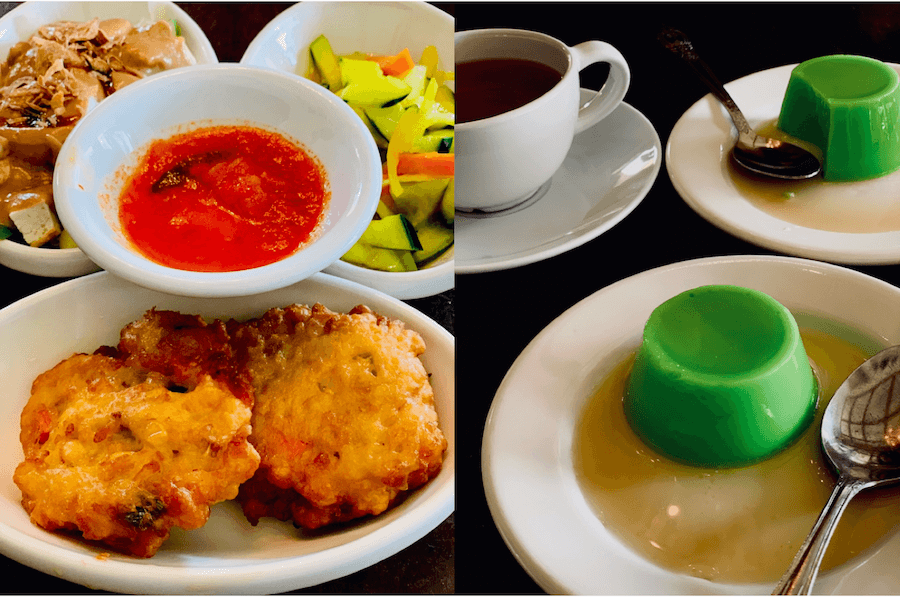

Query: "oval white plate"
(455, 97), (661, 274)
(482, 255), (900, 594)
(241, 1), (454, 300)
(668, 64), (900, 265)
(0, 271), (454, 594)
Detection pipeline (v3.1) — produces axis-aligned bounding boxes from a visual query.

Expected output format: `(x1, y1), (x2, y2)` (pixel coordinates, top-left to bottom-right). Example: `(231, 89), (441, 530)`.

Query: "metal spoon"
(773, 344), (900, 594)
(659, 27), (821, 180)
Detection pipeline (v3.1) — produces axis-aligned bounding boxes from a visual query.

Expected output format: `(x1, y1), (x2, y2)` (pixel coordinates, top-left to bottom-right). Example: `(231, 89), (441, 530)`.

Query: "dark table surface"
(455, 3), (900, 594)
(0, 2), (453, 594)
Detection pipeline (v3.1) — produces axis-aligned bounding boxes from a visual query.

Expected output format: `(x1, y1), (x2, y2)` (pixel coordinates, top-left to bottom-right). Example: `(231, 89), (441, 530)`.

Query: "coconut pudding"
(574, 285), (900, 584)
(624, 285), (817, 467)
(778, 54), (900, 182)
(727, 55), (900, 234)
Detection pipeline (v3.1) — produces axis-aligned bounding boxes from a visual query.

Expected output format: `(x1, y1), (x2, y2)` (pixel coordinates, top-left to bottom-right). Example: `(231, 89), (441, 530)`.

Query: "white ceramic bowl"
(0, 270), (454, 594)
(0, 1), (217, 278)
(241, 1), (454, 300)
(54, 64), (382, 298)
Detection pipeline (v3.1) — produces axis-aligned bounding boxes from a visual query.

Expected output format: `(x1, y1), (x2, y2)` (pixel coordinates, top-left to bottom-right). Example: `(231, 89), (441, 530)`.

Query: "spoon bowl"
(774, 344), (900, 594)
(731, 136), (823, 181)
(660, 27), (821, 180)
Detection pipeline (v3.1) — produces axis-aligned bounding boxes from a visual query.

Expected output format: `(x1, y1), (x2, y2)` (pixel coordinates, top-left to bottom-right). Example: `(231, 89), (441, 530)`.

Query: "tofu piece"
(9, 200), (61, 246)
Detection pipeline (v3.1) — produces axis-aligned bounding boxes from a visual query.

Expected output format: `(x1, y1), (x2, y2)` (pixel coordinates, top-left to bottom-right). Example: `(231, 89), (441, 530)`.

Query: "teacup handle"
(570, 41), (631, 134)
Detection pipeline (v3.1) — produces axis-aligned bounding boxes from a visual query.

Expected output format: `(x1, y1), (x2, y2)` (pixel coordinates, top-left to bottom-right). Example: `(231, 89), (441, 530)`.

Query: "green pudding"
(778, 54), (900, 181)
(624, 285), (817, 468)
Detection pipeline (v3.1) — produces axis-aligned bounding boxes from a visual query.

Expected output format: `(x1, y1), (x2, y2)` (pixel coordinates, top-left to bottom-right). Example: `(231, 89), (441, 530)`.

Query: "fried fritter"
(13, 352), (259, 557)
(232, 303), (446, 529)
(114, 308), (254, 405)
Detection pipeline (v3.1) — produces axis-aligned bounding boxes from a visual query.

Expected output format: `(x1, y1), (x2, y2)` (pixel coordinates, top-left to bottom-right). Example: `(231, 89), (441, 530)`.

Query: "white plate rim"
(0, 270), (454, 594)
(482, 254), (900, 594)
(667, 63), (900, 266)
(455, 97), (661, 274)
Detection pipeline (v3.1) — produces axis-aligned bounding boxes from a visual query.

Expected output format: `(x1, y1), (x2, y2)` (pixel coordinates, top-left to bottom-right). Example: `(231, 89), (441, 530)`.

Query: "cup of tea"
(455, 28), (631, 213)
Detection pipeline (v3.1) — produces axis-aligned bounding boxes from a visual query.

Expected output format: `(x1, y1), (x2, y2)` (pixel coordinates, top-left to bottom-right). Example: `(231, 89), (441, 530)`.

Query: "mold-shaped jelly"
(778, 54), (900, 181)
(624, 285), (818, 467)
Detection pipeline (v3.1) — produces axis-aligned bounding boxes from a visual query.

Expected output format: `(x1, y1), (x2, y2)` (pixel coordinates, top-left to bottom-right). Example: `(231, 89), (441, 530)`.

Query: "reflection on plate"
(0, 271), (454, 594)
(455, 95), (660, 274)
(668, 64), (900, 265)
(482, 255), (900, 594)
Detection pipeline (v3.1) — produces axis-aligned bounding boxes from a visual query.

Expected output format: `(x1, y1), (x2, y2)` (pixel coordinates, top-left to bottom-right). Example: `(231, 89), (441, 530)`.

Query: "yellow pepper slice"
(386, 106), (426, 198)
(420, 45), (439, 78)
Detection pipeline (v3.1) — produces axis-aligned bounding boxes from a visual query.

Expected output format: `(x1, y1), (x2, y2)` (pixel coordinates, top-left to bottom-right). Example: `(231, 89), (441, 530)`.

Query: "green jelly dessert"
(778, 54), (900, 181)
(624, 285), (817, 468)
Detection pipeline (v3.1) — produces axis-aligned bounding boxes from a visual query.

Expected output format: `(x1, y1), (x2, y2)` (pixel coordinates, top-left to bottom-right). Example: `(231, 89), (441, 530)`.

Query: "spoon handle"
(773, 475), (866, 595)
(657, 27), (753, 139)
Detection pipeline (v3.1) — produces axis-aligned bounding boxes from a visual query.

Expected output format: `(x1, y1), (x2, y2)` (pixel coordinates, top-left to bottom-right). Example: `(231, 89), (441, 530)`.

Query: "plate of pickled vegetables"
(241, 2), (454, 299)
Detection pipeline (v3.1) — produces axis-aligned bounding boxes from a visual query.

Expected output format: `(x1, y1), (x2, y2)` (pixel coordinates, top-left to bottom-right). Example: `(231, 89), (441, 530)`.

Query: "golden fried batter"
(13, 352), (259, 557)
(232, 303), (446, 529)
(114, 308), (255, 405)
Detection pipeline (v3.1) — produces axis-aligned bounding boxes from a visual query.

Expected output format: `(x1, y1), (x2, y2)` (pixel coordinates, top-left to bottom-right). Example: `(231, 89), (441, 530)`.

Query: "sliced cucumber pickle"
(413, 222), (453, 265)
(309, 35), (342, 91)
(338, 58), (411, 106)
(359, 214), (423, 251)
(342, 241), (417, 272)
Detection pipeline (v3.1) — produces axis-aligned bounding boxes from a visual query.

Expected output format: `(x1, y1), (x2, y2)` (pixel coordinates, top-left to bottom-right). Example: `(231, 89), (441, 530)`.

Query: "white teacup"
(455, 28), (631, 213)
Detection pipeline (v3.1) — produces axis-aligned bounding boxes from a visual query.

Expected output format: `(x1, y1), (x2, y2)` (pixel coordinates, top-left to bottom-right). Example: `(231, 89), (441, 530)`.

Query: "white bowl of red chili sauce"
(0, 1), (217, 278)
(241, 1), (454, 300)
(53, 63), (382, 298)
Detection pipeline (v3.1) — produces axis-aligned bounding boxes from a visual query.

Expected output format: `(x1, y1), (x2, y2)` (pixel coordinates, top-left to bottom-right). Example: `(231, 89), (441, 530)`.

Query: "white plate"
(668, 63), (900, 265)
(240, 1), (454, 300)
(482, 255), (900, 594)
(455, 96), (660, 274)
(0, 271), (454, 594)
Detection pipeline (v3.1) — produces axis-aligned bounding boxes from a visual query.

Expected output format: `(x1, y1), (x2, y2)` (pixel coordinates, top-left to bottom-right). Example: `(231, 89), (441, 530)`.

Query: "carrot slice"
(396, 152), (455, 177)
(369, 48), (415, 77)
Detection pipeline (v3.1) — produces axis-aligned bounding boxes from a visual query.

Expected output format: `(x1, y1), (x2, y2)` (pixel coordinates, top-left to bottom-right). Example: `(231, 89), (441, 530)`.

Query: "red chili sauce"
(118, 125), (329, 272)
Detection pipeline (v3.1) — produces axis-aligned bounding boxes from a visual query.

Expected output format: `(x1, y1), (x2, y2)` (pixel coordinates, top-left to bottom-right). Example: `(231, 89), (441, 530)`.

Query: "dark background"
(0, 2), (453, 594)
(454, 3), (900, 594)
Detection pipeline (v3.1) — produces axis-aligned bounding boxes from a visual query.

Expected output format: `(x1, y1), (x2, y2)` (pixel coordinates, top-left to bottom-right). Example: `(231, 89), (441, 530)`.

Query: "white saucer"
(482, 255), (900, 594)
(668, 63), (900, 265)
(455, 93), (661, 274)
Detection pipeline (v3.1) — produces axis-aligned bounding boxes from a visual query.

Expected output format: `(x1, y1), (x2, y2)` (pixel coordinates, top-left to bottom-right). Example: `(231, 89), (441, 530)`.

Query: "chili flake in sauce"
(118, 125), (329, 272)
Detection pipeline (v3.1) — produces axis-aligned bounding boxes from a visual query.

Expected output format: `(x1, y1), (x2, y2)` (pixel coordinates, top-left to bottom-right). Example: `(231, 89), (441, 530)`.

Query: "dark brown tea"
(456, 58), (563, 123)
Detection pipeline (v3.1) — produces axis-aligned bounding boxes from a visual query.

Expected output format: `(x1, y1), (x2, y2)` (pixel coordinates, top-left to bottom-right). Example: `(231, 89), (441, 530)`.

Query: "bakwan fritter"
(231, 304), (447, 529)
(13, 352), (259, 558)
(114, 308), (255, 406)
(13, 303), (446, 556)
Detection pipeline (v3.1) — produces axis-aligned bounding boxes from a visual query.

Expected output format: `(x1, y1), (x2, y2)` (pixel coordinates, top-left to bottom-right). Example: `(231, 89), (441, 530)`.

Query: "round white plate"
(668, 63), (900, 265)
(455, 95), (661, 274)
(482, 255), (900, 594)
(0, 271), (454, 594)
